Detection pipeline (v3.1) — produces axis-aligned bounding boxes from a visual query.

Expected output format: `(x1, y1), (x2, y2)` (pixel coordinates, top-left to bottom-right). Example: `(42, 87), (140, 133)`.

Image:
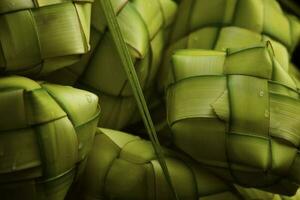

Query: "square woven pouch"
(166, 43), (300, 195)
(0, 0), (93, 76)
(0, 76), (100, 200)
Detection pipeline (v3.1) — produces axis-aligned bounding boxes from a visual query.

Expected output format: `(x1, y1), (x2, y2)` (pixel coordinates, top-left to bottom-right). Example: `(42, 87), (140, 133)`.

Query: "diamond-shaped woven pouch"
(0, 0), (93, 76)
(166, 44), (300, 195)
(0, 76), (100, 200)
(44, 0), (178, 129)
(66, 128), (241, 200)
(158, 0), (300, 92)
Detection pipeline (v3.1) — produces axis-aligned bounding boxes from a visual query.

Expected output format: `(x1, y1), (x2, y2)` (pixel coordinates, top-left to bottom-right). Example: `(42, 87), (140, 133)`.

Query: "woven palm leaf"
(166, 43), (300, 195)
(0, 0), (93, 76)
(290, 63), (300, 89)
(158, 0), (300, 92)
(0, 76), (100, 200)
(44, 0), (178, 130)
(66, 128), (241, 200)
(152, 0), (300, 147)
(235, 186), (300, 200)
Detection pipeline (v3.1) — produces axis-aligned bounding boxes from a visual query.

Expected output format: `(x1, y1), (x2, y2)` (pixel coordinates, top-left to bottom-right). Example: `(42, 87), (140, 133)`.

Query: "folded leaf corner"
(211, 90), (230, 122)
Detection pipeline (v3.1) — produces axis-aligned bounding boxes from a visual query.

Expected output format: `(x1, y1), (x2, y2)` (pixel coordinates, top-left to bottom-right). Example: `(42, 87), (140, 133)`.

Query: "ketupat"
(166, 44), (300, 195)
(45, 0), (178, 129)
(157, 0), (300, 196)
(65, 108), (300, 199)
(235, 186), (300, 200)
(0, 76), (100, 200)
(0, 1), (299, 199)
(0, 0), (93, 76)
(150, 0), (300, 147)
(67, 128), (241, 200)
(158, 0), (300, 92)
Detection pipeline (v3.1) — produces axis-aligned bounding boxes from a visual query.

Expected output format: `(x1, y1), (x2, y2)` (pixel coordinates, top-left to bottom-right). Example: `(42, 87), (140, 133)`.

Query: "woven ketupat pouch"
(44, 0), (178, 130)
(166, 43), (300, 195)
(66, 128), (241, 200)
(0, 76), (100, 200)
(158, 0), (300, 93)
(0, 0), (93, 76)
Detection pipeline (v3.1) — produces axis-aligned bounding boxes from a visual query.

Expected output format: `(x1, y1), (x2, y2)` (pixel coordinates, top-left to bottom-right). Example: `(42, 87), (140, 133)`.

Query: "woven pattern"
(158, 0), (300, 92)
(67, 128), (241, 200)
(0, 76), (100, 200)
(45, 0), (178, 129)
(0, 0), (92, 75)
(236, 186), (300, 200)
(166, 44), (300, 194)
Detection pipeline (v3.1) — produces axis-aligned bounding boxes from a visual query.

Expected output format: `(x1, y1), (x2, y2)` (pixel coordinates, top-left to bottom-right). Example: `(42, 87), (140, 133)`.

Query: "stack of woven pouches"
(0, 0), (300, 200)
(45, 0), (178, 130)
(0, 1), (101, 200)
